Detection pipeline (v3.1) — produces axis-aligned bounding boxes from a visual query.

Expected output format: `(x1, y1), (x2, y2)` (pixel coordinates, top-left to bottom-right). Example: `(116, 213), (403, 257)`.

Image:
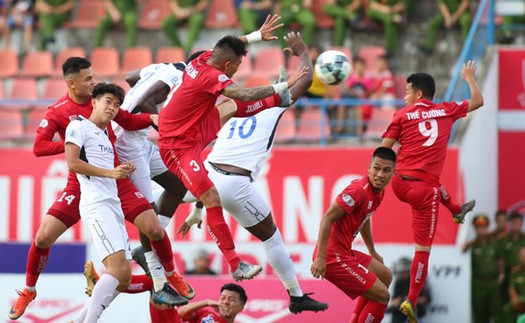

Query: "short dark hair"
(509, 211), (523, 221)
(92, 83), (125, 104)
(186, 50), (207, 64)
(221, 283), (247, 305)
(406, 73), (435, 100)
(62, 57), (91, 77)
(373, 147), (396, 163)
(353, 57), (365, 65)
(495, 209), (507, 217)
(212, 36), (247, 61)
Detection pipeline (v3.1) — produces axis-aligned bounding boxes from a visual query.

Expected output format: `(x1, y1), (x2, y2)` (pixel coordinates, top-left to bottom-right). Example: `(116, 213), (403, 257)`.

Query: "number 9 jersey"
(382, 99), (468, 184)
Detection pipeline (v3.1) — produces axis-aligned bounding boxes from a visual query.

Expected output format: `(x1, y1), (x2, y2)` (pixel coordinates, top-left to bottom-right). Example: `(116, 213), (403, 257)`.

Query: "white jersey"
(114, 63), (184, 146)
(206, 107), (286, 180)
(65, 117), (119, 207)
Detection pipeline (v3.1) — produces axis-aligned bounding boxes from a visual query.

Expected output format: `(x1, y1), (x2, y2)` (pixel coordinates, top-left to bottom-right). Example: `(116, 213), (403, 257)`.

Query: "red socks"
(206, 206), (240, 271)
(26, 242), (50, 287)
(440, 185), (461, 214)
(125, 275), (153, 294)
(150, 231), (175, 273)
(358, 301), (387, 323)
(350, 296), (370, 323)
(408, 250), (430, 305)
(233, 94), (281, 117)
(149, 301), (181, 323)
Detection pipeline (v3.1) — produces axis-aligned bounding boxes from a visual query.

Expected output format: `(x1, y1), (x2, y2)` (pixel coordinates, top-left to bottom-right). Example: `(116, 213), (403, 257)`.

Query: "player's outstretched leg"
(231, 260), (263, 281)
(8, 289), (36, 320)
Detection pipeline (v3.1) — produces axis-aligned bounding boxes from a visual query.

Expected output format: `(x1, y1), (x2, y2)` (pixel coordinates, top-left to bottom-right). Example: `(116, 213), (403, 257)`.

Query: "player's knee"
(34, 229), (56, 248)
(377, 289), (390, 304)
(145, 221), (165, 241)
(200, 187), (221, 207)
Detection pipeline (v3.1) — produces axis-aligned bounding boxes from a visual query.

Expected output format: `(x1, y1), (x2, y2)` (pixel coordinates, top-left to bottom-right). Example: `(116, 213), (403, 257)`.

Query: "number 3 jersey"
(206, 107), (286, 181)
(382, 99), (468, 184)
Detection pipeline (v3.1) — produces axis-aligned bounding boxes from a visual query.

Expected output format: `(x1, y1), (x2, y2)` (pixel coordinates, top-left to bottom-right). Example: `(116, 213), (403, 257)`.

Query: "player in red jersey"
(9, 57), (184, 321)
(177, 283), (247, 323)
(311, 147), (397, 323)
(380, 61), (484, 323)
(158, 15), (308, 281)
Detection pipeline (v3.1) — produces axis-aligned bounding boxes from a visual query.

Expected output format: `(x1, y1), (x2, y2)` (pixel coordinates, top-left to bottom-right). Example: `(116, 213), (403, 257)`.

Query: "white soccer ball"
(314, 50), (352, 85)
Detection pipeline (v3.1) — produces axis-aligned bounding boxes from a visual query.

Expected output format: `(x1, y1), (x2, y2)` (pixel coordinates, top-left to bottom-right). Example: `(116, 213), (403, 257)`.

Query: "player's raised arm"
(462, 60), (484, 113)
(283, 31), (313, 101)
(239, 14), (283, 44)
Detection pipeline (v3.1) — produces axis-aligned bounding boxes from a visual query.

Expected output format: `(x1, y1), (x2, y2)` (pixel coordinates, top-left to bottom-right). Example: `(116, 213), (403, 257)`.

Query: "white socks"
(262, 230), (303, 297)
(145, 250), (167, 292)
(84, 274), (120, 323)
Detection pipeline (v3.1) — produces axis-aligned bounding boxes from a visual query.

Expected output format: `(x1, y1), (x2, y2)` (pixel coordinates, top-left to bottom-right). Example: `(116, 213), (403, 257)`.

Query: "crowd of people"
(465, 210), (525, 323)
(2, 3), (492, 323)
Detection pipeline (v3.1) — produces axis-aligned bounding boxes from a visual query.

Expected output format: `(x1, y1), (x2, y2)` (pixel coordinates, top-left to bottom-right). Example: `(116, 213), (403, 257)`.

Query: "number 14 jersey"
(382, 99), (468, 184)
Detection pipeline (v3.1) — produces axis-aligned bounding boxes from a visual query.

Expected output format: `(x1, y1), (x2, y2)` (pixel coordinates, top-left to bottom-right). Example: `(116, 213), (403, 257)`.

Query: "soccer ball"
(314, 50), (352, 85)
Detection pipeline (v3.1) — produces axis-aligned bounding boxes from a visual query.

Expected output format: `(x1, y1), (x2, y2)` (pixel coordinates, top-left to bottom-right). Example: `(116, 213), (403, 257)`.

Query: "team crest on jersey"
(69, 115), (78, 122)
(39, 119), (48, 128)
(201, 314), (214, 323)
(218, 74), (230, 82)
(342, 194), (355, 207)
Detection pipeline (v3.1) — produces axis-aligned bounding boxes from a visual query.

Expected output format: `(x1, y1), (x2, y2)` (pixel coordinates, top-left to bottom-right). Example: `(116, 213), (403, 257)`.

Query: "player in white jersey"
(65, 83), (136, 323)
(177, 32), (329, 314)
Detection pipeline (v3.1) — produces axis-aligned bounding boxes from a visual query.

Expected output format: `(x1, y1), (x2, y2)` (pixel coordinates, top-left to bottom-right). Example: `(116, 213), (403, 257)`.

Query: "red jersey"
(326, 176), (384, 252)
(35, 93), (153, 189)
(158, 51), (234, 149)
(185, 308), (227, 323)
(373, 70), (395, 95)
(382, 99), (468, 183)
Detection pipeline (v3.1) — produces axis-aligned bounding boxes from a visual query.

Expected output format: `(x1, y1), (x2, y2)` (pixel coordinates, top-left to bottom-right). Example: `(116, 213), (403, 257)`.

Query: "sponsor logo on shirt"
(98, 145), (113, 154)
(342, 194), (355, 207)
(218, 74), (230, 82)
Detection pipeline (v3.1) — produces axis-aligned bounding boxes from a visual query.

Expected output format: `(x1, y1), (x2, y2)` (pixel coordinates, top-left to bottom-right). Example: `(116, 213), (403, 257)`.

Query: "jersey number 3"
(418, 119), (438, 146)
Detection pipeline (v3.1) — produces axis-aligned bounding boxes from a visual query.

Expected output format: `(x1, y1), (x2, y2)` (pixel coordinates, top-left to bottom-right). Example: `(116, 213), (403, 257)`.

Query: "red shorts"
(159, 109), (221, 198)
(315, 248), (376, 299)
(392, 173), (440, 246)
(47, 179), (151, 228)
(117, 178), (153, 223)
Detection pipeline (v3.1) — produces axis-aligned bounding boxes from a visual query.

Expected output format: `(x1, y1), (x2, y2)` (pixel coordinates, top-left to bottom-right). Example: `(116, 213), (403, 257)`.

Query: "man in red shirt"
(380, 60), (484, 323)
(177, 283), (247, 323)
(311, 147), (397, 323)
(9, 57), (185, 321)
(158, 15), (308, 280)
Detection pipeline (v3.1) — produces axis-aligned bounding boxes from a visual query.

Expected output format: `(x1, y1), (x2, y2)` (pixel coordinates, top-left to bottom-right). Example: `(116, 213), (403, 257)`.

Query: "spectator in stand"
(274, 0), (316, 47)
(94, 0), (140, 48)
(162, 0), (208, 52)
(186, 249), (217, 276)
(366, 0), (409, 57)
(499, 14), (525, 44)
(388, 257), (431, 323)
(492, 210), (508, 240)
(35, 0), (73, 50)
(341, 57), (374, 136)
(5, 0), (36, 54)
(235, 0), (272, 35)
(419, 0), (471, 55)
(500, 212), (525, 314)
(323, 0), (363, 47)
(370, 54), (395, 110)
(463, 214), (504, 323)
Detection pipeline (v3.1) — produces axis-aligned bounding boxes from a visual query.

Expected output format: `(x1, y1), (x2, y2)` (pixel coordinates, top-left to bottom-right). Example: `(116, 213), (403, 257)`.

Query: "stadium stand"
(69, 0), (106, 29)
(20, 52), (54, 78)
(121, 47), (153, 76)
(0, 49), (19, 78)
(139, 0), (170, 30)
(90, 47), (120, 78)
(205, 0), (239, 29)
(155, 47), (185, 64)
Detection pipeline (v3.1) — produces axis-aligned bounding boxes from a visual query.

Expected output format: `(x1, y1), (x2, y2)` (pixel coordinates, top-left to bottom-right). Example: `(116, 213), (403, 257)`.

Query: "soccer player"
(64, 83), (134, 322)
(310, 147), (397, 323)
(177, 283), (248, 323)
(8, 57), (182, 321)
(157, 14), (308, 280)
(176, 31), (328, 315)
(380, 61), (484, 323)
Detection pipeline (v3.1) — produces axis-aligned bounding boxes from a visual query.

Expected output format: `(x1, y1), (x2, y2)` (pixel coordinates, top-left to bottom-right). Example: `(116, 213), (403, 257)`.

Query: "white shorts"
(205, 162), (270, 228)
(81, 200), (132, 262)
(116, 139), (168, 203)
